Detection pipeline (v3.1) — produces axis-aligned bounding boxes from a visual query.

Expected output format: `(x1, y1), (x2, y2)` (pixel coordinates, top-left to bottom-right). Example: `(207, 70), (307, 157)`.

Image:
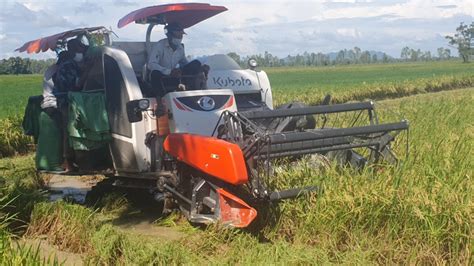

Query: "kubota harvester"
(18, 3), (408, 228)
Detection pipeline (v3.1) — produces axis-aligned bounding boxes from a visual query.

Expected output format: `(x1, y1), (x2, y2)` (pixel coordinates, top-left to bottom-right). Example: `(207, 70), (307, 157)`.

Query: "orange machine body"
(216, 188), (257, 228)
(163, 133), (248, 185)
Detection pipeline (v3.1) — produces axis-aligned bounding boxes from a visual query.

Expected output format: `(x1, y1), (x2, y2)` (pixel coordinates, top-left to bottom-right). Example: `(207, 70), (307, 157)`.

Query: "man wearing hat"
(55, 38), (87, 92)
(148, 22), (207, 96)
(51, 37), (91, 172)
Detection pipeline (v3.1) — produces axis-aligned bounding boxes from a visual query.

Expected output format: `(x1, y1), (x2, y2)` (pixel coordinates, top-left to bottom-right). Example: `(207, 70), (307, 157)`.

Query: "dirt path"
(33, 173), (186, 264)
(45, 172), (186, 241)
(18, 238), (84, 265)
(21, 222), (185, 265)
(113, 215), (186, 241)
(22, 216), (186, 265)
(44, 173), (104, 203)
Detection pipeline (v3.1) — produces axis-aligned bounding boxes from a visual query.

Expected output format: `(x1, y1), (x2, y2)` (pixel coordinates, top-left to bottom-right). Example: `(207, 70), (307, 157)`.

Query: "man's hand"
(43, 107), (59, 117)
(201, 64), (210, 78)
(170, 68), (182, 77)
(202, 64), (210, 74)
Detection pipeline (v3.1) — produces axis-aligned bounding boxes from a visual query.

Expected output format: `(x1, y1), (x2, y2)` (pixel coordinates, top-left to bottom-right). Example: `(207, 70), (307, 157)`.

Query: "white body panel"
(163, 89), (237, 136)
(103, 47), (153, 173)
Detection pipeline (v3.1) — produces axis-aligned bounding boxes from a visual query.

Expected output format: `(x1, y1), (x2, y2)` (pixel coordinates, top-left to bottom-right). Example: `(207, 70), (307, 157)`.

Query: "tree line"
(227, 46), (454, 68)
(0, 46), (460, 74)
(0, 57), (56, 75)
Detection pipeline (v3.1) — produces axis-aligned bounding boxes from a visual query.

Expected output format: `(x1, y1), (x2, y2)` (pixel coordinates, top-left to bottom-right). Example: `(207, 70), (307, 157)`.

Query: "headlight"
(138, 99), (150, 110)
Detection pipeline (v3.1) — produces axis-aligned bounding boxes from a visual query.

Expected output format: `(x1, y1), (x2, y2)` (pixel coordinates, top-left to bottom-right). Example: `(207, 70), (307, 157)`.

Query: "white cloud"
(1, 0), (472, 59)
(113, 0), (138, 6)
(336, 28), (362, 38)
(436, 5), (457, 9)
(0, 2), (74, 28)
(74, 1), (104, 14)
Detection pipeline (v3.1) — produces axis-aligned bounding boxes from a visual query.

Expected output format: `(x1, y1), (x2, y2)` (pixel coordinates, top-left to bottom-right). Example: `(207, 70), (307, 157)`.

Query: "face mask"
(73, 53), (83, 62)
(171, 38), (182, 46)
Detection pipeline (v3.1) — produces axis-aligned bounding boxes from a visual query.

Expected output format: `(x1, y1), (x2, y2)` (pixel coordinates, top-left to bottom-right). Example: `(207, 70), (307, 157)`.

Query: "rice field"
(0, 75), (41, 119)
(0, 60), (473, 119)
(266, 61), (474, 105)
(0, 60), (473, 264)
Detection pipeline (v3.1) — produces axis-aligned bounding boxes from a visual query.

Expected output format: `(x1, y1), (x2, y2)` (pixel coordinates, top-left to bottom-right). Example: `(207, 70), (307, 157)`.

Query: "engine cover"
(163, 133), (248, 185)
(163, 89), (237, 136)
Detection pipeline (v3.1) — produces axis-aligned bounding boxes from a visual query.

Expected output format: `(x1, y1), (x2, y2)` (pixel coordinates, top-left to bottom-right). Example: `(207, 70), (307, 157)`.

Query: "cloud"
(74, 1), (104, 14)
(0, 3), (34, 22)
(221, 27), (234, 33)
(191, 11), (471, 57)
(436, 5), (457, 9)
(0, 2), (74, 29)
(113, 0), (138, 6)
(2, 0), (473, 60)
(323, 0), (408, 9)
(336, 28), (362, 38)
(0, 2), (77, 59)
(245, 17), (263, 24)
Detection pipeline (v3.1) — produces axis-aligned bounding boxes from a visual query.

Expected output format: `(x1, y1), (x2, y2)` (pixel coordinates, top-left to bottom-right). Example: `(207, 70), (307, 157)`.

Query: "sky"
(0, 0), (472, 60)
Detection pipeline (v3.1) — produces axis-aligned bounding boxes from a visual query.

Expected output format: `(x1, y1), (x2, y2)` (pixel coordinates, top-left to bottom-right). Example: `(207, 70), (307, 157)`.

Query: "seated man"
(147, 22), (208, 96)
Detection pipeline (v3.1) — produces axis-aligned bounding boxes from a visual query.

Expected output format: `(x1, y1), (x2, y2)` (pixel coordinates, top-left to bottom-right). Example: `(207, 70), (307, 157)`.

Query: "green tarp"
(23, 92), (111, 171)
(67, 91), (111, 151)
(22, 96), (43, 144)
(36, 111), (63, 171)
(23, 95), (64, 171)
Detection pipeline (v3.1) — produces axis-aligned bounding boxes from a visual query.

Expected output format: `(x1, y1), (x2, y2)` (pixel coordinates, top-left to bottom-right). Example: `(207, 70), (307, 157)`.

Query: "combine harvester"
(18, 3), (408, 228)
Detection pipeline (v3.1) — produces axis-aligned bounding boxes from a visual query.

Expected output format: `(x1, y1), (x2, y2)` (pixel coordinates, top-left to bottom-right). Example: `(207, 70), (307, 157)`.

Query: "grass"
(266, 60), (474, 105)
(0, 88), (470, 264)
(0, 75), (42, 119)
(0, 155), (57, 265)
(0, 61), (473, 118)
(27, 201), (97, 253)
(268, 88), (473, 263)
(0, 230), (60, 265)
(0, 61), (472, 264)
(267, 61), (473, 91)
(0, 115), (33, 158)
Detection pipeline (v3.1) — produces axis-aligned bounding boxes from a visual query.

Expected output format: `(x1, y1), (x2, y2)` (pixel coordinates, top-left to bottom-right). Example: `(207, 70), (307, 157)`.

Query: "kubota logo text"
(212, 77), (252, 87)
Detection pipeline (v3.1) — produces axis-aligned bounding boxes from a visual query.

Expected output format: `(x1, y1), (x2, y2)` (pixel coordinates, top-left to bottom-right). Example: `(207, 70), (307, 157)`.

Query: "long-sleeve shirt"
(147, 38), (188, 75)
(41, 64), (58, 109)
(55, 59), (81, 93)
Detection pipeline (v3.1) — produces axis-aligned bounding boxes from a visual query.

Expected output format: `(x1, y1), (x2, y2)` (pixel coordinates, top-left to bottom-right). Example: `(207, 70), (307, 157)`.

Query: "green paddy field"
(1, 60), (473, 118)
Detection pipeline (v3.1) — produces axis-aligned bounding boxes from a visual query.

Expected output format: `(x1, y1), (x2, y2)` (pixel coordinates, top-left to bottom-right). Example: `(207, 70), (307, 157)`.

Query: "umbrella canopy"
(117, 3), (227, 29)
(15, 26), (106, 54)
